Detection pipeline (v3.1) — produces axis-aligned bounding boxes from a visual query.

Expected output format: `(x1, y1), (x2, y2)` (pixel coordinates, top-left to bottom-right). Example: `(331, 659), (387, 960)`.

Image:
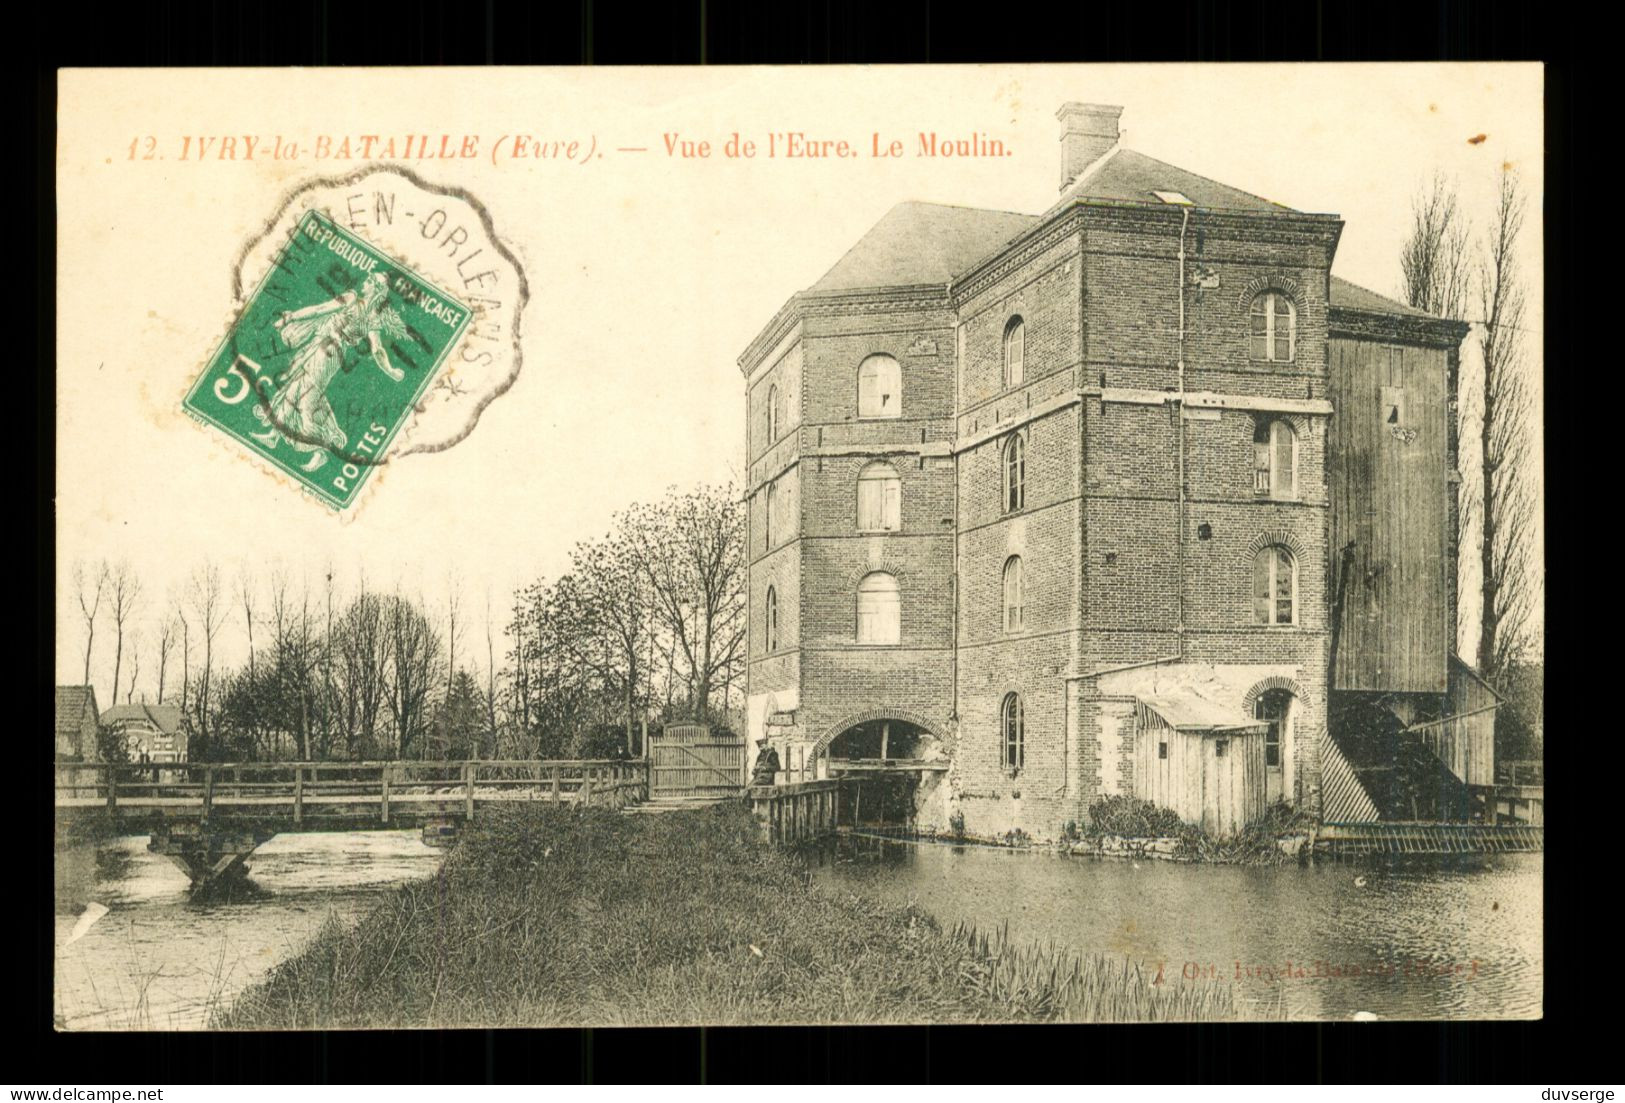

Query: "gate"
(648, 724), (745, 800)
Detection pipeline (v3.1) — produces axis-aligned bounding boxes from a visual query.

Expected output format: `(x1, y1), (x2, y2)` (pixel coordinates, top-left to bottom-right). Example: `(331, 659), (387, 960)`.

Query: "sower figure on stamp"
(251, 270), (408, 471)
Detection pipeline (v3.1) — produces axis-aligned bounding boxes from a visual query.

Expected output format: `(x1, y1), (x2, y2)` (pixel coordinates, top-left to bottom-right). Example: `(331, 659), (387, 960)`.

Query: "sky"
(56, 64), (1545, 703)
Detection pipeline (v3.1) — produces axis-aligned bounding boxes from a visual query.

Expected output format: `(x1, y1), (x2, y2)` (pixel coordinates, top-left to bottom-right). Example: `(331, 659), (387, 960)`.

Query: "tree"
(238, 569), (260, 678)
(124, 629), (142, 704)
(107, 562), (142, 711)
(267, 569), (324, 760)
(483, 588), (501, 757)
(429, 670), (485, 760)
(73, 561), (108, 689)
(333, 592), (389, 759)
(626, 484), (747, 723)
(1400, 173), (1472, 319)
(1473, 170), (1536, 683)
(554, 533), (652, 752)
(1400, 169), (1539, 685)
(186, 564), (227, 753)
(154, 616), (178, 704)
(383, 591), (442, 759)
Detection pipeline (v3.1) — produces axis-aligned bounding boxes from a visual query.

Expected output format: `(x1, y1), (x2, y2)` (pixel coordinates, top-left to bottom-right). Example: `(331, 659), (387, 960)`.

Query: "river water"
(55, 829), (1540, 1027)
(810, 835), (1542, 1021)
(53, 832), (444, 1031)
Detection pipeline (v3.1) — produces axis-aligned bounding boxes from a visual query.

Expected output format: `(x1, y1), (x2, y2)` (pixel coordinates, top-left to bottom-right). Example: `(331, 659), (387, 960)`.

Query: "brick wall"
(739, 197), (1365, 836)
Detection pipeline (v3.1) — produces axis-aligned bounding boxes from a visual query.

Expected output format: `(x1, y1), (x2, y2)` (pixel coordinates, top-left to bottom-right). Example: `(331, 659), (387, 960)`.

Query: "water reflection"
(809, 834), (1541, 1021)
(53, 831), (444, 1031)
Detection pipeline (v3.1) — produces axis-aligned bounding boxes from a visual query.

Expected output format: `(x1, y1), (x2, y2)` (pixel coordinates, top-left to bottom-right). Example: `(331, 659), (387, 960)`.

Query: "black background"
(28, 0), (1576, 1085)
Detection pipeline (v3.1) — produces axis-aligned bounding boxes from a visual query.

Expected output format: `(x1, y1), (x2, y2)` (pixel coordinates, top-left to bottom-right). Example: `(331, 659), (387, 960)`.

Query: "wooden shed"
(1403, 655), (1500, 791)
(1134, 688), (1270, 837)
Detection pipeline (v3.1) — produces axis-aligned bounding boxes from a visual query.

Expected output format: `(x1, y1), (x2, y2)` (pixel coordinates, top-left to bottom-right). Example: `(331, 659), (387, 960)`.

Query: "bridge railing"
(54, 759), (649, 819)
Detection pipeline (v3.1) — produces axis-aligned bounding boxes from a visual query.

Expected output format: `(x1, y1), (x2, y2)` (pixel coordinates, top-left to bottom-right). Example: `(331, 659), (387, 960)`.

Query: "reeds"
(945, 919), (1237, 1023)
(215, 803), (1241, 1028)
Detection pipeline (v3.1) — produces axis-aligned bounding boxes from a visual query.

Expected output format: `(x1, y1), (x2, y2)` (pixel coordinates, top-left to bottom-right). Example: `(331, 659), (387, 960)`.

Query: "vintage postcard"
(53, 64), (1544, 1029)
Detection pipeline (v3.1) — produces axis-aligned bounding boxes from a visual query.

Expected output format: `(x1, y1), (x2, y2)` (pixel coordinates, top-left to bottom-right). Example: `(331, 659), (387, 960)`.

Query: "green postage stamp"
(184, 210), (474, 509)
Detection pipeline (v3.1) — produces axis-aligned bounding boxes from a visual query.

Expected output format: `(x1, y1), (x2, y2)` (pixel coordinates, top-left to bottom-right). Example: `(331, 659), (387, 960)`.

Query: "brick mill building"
(740, 103), (1490, 838)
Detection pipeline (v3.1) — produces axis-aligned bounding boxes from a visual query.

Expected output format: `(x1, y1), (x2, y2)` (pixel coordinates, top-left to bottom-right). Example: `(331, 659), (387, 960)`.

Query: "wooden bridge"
(55, 759), (649, 889)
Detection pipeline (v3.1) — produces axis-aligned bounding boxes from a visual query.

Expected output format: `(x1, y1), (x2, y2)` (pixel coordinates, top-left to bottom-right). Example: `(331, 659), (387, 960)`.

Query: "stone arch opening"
(815, 712), (948, 830)
(826, 717), (938, 763)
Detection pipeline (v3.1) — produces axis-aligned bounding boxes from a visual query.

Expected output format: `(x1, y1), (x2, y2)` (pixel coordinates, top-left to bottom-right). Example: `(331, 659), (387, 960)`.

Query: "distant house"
(100, 703), (188, 763)
(54, 685), (101, 762)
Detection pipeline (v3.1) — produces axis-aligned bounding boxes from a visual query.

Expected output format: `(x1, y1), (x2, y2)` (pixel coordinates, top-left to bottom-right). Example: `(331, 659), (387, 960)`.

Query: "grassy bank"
(217, 802), (1238, 1027)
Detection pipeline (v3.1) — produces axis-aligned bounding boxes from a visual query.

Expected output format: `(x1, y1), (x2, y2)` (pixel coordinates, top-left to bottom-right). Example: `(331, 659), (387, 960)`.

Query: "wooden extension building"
(1323, 286), (1498, 822)
(1133, 688), (1269, 836)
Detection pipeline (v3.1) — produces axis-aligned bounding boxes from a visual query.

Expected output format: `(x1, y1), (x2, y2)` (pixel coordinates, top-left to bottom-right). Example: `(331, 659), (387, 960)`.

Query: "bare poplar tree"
(177, 608), (191, 711)
(445, 575), (463, 701)
(73, 561), (108, 689)
(238, 569), (259, 678)
(1401, 173), (1472, 318)
(187, 564), (227, 748)
(1474, 170), (1536, 682)
(107, 561), (143, 711)
(484, 587), (499, 758)
(154, 616), (177, 704)
(125, 629), (142, 704)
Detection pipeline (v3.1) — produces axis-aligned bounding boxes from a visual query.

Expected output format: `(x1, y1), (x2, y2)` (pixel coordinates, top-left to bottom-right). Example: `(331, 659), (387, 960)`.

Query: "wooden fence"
(648, 725), (745, 800)
(54, 759), (648, 823)
(749, 779), (841, 845)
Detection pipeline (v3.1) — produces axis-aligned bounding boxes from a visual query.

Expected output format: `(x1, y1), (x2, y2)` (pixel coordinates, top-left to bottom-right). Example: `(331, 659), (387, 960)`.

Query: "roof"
(808, 154), (1311, 296)
(55, 686), (99, 734)
(1138, 686), (1268, 734)
(1051, 147), (1295, 215)
(1328, 275), (1438, 320)
(809, 201), (1039, 292)
(101, 703), (184, 734)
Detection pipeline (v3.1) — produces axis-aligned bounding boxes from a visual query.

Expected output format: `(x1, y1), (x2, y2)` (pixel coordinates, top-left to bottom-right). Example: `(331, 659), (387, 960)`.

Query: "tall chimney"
(1057, 102), (1123, 191)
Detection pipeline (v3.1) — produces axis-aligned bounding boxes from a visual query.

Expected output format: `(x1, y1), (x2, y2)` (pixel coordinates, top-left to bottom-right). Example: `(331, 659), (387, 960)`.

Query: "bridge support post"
(149, 824), (270, 894)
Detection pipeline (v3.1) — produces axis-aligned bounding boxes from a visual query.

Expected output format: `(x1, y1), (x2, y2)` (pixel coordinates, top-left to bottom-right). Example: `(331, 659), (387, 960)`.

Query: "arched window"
(1249, 292), (1296, 362)
(1002, 556), (1024, 632)
(765, 383), (779, 445)
(857, 354), (901, 419)
(1001, 693), (1025, 771)
(765, 586), (779, 652)
(856, 572), (900, 644)
(1003, 316), (1025, 388)
(856, 461), (902, 532)
(1252, 419), (1297, 498)
(1003, 435), (1026, 513)
(1252, 545), (1297, 626)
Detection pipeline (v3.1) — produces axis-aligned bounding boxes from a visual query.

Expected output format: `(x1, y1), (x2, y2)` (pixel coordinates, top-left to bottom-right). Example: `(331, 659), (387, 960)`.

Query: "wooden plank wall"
(1327, 338), (1451, 693)
(1202, 729), (1266, 836)
(1133, 706), (1265, 836)
(1134, 706), (1203, 825)
(1447, 657), (1498, 788)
